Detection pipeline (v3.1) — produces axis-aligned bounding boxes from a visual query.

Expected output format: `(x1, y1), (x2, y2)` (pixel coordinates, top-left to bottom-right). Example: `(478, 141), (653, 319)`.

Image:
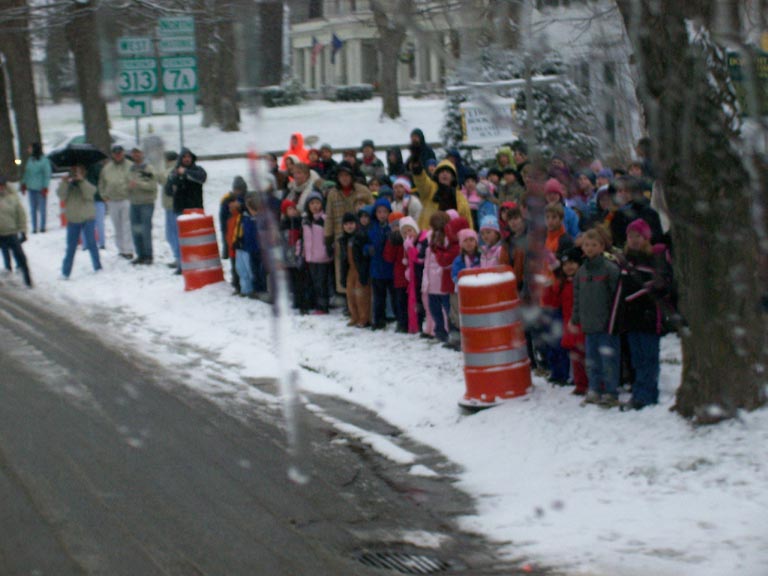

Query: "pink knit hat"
(627, 218), (652, 241)
(393, 177), (412, 193)
(458, 228), (478, 244)
(446, 209), (460, 220)
(544, 178), (564, 198)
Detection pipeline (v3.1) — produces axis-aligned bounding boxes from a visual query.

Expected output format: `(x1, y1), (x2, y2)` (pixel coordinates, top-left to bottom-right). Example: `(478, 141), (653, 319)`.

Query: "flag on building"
(331, 33), (344, 64)
(311, 36), (324, 67)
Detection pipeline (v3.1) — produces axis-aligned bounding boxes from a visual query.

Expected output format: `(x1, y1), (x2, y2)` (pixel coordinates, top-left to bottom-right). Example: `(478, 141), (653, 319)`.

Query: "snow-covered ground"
(8, 98), (768, 576)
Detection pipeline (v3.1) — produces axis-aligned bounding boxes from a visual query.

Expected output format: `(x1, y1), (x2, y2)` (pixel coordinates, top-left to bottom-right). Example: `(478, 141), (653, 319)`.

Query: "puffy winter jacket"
(0, 185), (26, 235)
(57, 178), (96, 223)
(98, 159), (132, 201)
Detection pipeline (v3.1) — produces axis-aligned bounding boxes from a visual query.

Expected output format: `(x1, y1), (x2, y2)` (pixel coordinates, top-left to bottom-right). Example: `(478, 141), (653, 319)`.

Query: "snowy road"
(0, 288), (527, 576)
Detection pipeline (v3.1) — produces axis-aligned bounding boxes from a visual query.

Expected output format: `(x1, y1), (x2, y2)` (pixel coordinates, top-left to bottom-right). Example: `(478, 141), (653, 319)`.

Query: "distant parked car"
(47, 130), (134, 173)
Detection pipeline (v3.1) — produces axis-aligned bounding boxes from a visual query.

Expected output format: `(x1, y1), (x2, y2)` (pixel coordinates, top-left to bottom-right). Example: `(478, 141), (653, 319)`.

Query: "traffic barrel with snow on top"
(177, 209), (225, 291)
(457, 265), (532, 409)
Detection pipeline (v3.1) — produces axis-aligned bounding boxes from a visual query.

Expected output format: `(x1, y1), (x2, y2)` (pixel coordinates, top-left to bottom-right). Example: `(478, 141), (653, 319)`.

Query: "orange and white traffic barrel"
(177, 209), (225, 291)
(457, 265), (532, 409)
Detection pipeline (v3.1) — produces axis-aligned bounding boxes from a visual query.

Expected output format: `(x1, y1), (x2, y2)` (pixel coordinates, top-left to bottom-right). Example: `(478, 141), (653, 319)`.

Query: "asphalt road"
(0, 288), (530, 576)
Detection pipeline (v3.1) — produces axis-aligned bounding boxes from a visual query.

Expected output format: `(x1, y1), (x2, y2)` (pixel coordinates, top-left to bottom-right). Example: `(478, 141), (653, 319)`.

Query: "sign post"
(116, 37), (157, 144)
(157, 17), (197, 150)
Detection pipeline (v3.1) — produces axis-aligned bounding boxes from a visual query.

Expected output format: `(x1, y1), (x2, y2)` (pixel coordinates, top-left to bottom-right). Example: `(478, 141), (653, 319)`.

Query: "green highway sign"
(120, 95), (153, 117)
(117, 36), (153, 57)
(165, 93), (196, 115)
(157, 16), (195, 38)
(161, 56), (198, 92)
(158, 36), (196, 55)
(117, 58), (158, 95)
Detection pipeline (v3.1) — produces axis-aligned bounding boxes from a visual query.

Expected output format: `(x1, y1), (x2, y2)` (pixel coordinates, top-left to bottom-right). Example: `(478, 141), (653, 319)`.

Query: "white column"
(304, 48), (312, 90)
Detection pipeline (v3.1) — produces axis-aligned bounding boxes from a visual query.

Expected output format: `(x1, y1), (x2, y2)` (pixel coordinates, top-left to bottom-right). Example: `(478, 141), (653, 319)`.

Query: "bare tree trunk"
(616, 0), (767, 422)
(0, 62), (17, 177)
(215, 0), (240, 131)
(371, 0), (413, 120)
(65, 0), (110, 154)
(45, 15), (70, 104)
(0, 0), (41, 161)
(195, 0), (218, 128)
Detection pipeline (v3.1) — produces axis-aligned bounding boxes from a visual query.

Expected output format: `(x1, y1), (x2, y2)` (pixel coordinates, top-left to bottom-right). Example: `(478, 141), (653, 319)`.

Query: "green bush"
(335, 84), (374, 102)
(261, 77), (304, 108)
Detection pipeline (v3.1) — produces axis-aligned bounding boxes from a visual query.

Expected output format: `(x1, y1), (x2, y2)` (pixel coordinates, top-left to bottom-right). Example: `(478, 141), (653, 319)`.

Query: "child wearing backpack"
(367, 198), (395, 329)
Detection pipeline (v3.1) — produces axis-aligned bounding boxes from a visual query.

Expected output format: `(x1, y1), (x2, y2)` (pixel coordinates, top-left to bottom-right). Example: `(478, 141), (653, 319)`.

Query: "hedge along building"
(287, 0), (459, 95)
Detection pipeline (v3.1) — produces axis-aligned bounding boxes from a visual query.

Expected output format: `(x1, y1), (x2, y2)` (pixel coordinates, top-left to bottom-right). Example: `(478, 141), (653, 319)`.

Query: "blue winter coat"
(477, 200), (498, 223)
(242, 214), (260, 257)
(367, 220), (394, 280)
(564, 204), (580, 239)
(451, 253), (481, 286)
(22, 156), (52, 191)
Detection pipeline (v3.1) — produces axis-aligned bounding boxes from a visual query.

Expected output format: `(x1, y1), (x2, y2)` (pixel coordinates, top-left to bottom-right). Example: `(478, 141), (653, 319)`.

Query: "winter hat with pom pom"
(479, 215), (500, 233)
(458, 228), (478, 244)
(627, 218), (652, 241)
(398, 216), (419, 234)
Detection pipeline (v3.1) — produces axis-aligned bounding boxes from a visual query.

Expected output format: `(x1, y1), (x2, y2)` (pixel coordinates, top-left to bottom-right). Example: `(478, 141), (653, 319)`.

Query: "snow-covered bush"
(261, 77), (304, 108)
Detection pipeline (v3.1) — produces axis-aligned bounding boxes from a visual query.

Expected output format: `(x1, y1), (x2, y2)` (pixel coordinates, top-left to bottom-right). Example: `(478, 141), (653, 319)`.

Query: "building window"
(309, 0), (323, 19)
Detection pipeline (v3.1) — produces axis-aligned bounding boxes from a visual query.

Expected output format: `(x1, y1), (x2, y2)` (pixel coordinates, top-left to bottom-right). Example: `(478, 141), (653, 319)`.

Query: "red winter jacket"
(542, 277), (585, 350)
(432, 216), (469, 293)
(383, 237), (408, 288)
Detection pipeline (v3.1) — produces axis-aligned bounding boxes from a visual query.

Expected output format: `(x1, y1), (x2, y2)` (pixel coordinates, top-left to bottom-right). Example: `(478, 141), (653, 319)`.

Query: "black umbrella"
(48, 143), (107, 170)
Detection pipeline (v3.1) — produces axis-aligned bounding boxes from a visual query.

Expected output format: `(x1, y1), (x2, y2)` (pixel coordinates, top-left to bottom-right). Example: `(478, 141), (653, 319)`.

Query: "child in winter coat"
(383, 212), (408, 332)
(242, 195), (267, 296)
(348, 206), (374, 327)
(423, 211), (456, 342)
(545, 247), (589, 395)
(478, 216), (510, 268)
(451, 228), (481, 285)
(617, 218), (672, 409)
(281, 199), (310, 312)
(475, 182), (498, 231)
(461, 170), (482, 225)
(338, 212), (359, 325)
(230, 197), (253, 297)
(302, 191), (332, 314)
(367, 198), (395, 329)
(399, 216), (421, 334)
(570, 228), (622, 407)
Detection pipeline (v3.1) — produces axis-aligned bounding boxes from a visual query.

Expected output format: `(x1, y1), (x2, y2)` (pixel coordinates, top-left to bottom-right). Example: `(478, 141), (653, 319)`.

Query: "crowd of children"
(218, 131), (677, 411)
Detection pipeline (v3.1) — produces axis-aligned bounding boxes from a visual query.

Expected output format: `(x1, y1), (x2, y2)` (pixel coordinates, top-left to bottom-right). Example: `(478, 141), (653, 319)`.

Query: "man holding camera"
(57, 165), (102, 278)
(99, 144), (134, 259)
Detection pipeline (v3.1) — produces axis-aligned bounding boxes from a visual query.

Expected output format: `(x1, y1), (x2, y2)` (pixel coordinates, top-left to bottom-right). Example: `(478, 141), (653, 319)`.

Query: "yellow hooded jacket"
(412, 159), (473, 231)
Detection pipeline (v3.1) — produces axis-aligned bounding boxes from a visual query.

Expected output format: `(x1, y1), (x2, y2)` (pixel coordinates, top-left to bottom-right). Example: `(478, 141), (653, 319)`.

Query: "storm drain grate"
(355, 550), (450, 574)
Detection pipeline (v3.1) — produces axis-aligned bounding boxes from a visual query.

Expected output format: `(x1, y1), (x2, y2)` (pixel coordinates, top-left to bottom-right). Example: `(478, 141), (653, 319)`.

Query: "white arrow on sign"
(121, 96), (153, 118)
(165, 94), (196, 116)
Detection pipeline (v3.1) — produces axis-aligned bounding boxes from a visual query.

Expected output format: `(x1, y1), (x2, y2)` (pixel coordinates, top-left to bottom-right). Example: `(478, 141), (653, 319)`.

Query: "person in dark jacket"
(350, 206), (374, 327)
(405, 128), (436, 173)
(366, 197), (395, 329)
(610, 176), (664, 250)
(616, 219), (672, 410)
(167, 147), (207, 215)
(386, 147), (406, 178)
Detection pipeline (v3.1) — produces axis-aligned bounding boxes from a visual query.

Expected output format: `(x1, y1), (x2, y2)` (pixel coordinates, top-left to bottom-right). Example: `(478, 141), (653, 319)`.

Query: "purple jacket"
(301, 213), (332, 264)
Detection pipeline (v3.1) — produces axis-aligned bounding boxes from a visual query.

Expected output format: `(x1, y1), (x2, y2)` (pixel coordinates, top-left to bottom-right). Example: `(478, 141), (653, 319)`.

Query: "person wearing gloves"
(99, 144), (134, 259)
(20, 142), (52, 234)
(410, 144), (473, 233)
(0, 176), (32, 287)
(128, 146), (157, 265)
(57, 164), (102, 279)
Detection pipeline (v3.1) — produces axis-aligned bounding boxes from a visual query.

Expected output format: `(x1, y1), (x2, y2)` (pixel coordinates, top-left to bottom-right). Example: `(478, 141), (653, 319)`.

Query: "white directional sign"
(158, 36), (196, 55)
(161, 57), (198, 92)
(121, 95), (153, 117)
(165, 93), (196, 116)
(117, 59), (158, 95)
(157, 16), (195, 38)
(117, 36), (154, 57)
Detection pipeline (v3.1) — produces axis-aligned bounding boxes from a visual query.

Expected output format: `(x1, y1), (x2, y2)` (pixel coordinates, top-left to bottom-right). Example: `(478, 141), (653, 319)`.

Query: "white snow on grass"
(9, 100), (768, 576)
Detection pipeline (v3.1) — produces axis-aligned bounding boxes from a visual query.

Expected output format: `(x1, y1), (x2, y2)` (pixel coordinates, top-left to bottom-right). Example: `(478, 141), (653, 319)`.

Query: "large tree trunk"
(0, 62), (17, 177)
(0, 0), (41, 161)
(195, 0), (219, 128)
(215, 0), (240, 132)
(45, 13), (70, 104)
(616, 0), (767, 422)
(371, 0), (413, 120)
(65, 0), (110, 154)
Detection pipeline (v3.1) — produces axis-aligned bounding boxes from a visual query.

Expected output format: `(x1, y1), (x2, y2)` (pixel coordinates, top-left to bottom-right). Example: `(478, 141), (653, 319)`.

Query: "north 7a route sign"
(160, 57), (198, 93)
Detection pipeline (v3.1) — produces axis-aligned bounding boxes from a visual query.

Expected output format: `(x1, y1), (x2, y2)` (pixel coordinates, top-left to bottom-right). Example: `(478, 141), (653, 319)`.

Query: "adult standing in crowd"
(325, 165), (373, 295)
(167, 148), (207, 214)
(405, 128), (436, 173)
(127, 146), (157, 265)
(411, 152), (473, 232)
(0, 176), (32, 287)
(20, 142), (52, 234)
(160, 151), (180, 269)
(99, 144), (133, 259)
(57, 164), (101, 278)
